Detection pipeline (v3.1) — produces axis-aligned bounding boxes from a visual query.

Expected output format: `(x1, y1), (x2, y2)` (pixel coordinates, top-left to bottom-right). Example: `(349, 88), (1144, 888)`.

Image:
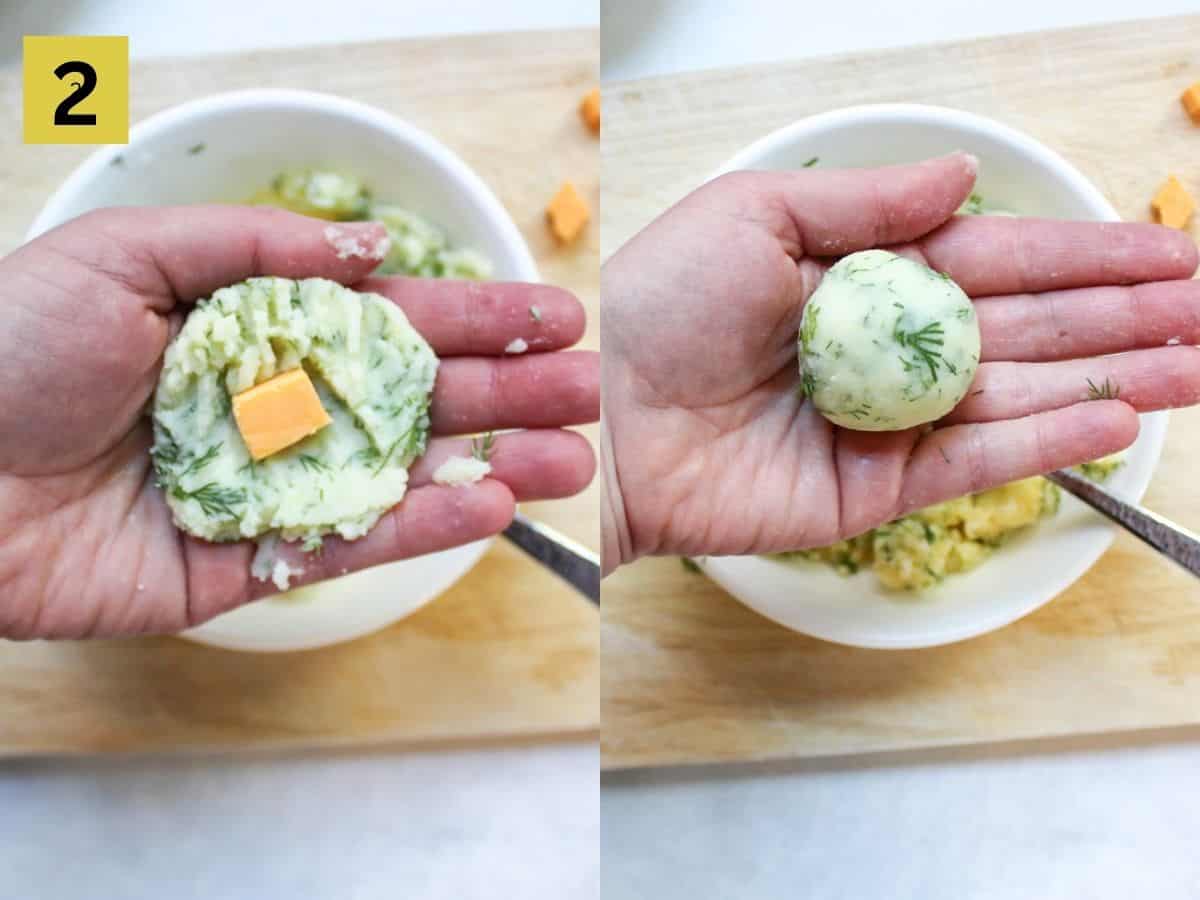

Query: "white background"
(602, 2), (1200, 899)
(0, 2), (598, 900)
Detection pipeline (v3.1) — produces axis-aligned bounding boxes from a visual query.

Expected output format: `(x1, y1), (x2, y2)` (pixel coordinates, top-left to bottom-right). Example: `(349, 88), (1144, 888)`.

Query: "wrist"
(600, 415), (634, 576)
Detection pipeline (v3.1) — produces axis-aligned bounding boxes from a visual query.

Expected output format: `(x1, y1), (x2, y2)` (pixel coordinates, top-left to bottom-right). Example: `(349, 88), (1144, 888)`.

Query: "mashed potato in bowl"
(250, 168), (493, 279)
(775, 477), (1062, 591)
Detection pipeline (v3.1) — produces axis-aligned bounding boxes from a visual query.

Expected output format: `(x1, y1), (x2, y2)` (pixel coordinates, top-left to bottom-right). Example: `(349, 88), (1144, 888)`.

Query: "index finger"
(55, 205), (392, 307)
(917, 217), (1198, 297)
(358, 276), (586, 356)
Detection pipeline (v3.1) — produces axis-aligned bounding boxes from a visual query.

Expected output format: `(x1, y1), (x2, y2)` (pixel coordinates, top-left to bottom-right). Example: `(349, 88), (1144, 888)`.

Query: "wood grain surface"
(0, 29), (599, 756)
(601, 14), (1200, 770)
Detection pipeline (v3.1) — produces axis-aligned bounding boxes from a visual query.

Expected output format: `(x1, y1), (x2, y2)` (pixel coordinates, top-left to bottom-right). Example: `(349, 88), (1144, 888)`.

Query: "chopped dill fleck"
(800, 369), (818, 398)
(799, 305), (820, 353)
(894, 319), (946, 382)
(180, 443), (222, 478)
(150, 430), (182, 472)
(298, 454), (330, 473)
(345, 446), (381, 469)
(802, 156), (819, 168)
(301, 534), (324, 555)
(172, 483), (245, 518)
(1086, 377), (1120, 401)
(471, 432), (496, 462)
(187, 142), (206, 155)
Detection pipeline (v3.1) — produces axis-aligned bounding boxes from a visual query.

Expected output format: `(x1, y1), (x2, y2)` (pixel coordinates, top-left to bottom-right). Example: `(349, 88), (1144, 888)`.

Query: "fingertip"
(318, 219), (393, 281)
(474, 477), (518, 532)
(1161, 226), (1200, 279)
(1108, 399), (1142, 450)
(544, 284), (588, 347)
(493, 428), (597, 499)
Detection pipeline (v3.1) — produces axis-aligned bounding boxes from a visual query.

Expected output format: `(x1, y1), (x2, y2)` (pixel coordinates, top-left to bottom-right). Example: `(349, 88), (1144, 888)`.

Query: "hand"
(601, 153), (1200, 571)
(0, 206), (598, 637)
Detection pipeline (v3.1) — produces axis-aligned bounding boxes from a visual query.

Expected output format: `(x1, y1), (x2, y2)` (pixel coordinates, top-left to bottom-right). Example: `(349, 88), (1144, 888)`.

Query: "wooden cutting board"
(602, 14), (1200, 770)
(0, 29), (599, 756)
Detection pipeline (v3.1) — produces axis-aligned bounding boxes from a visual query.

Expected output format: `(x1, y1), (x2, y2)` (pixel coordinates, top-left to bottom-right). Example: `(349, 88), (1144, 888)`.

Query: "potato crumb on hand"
(433, 456), (492, 487)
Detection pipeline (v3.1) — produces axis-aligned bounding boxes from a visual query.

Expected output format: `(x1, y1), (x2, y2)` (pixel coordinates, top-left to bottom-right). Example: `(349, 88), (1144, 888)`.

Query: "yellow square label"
(23, 35), (129, 144)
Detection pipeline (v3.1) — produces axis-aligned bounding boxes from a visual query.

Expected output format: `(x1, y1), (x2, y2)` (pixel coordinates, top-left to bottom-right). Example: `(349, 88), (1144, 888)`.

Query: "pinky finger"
(243, 480), (515, 601)
(899, 400), (1140, 515)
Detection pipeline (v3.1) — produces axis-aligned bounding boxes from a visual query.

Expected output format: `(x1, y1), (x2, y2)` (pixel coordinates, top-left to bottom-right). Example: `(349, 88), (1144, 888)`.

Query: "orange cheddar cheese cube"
(546, 180), (590, 244)
(232, 368), (331, 461)
(1182, 82), (1200, 124)
(1151, 175), (1195, 230)
(580, 88), (601, 135)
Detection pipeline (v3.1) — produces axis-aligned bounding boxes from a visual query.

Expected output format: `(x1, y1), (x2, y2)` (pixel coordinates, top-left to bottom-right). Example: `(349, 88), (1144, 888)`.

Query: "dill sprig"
(298, 454), (330, 474)
(180, 443), (222, 478)
(471, 432), (496, 462)
(894, 319), (946, 382)
(1086, 377), (1120, 401)
(172, 482), (245, 518)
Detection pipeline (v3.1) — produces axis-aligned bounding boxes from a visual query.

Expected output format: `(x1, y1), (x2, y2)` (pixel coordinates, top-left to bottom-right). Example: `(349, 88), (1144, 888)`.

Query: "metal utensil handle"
(501, 513), (600, 605)
(1045, 469), (1200, 578)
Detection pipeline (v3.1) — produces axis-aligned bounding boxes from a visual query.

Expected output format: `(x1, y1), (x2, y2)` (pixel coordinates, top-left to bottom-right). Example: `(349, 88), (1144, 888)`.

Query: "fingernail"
(323, 221), (391, 262)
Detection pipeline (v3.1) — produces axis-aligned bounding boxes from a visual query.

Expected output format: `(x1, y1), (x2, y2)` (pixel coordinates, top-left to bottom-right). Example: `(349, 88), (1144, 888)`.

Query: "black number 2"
(53, 60), (98, 126)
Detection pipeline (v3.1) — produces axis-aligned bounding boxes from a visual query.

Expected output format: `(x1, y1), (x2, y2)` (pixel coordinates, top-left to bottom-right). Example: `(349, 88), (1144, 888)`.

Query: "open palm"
(0, 206), (598, 637)
(602, 154), (1200, 568)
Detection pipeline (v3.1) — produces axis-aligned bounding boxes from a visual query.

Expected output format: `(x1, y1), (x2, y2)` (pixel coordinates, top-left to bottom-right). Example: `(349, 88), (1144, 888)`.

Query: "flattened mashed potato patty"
(151, 277), (437, 546)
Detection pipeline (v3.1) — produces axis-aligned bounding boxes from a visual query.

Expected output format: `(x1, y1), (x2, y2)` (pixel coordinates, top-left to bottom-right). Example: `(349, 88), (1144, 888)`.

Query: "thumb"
(40, 204), (392, 306)
(713, 152), (978, 257)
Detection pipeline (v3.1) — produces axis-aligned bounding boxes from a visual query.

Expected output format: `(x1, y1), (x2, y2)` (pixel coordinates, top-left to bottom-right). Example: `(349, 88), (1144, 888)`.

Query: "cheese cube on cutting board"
(232, 368), (331, 461)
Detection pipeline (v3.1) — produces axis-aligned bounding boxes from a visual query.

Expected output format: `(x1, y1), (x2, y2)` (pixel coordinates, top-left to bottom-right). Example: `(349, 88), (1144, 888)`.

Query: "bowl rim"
(26, 87), (539, 285)
(700, 102), (1169, 649)
(712, 102), (1118, 223)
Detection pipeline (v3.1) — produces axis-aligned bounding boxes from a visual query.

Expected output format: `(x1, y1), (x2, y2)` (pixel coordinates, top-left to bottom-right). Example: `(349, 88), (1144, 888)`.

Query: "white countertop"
(1, 742), (598, 899)
(602, 1), (1200, 898)
(0, 3), (598, 900)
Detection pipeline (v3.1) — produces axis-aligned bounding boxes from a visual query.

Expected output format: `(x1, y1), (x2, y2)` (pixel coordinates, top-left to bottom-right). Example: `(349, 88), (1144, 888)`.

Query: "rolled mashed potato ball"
(798, 249), (980, 431)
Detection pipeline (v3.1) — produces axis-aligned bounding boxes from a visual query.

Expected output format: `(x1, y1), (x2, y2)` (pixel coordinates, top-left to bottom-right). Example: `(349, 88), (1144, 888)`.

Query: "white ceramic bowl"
(29, 89), (539, 652)
(699, 103), (1167, 649)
